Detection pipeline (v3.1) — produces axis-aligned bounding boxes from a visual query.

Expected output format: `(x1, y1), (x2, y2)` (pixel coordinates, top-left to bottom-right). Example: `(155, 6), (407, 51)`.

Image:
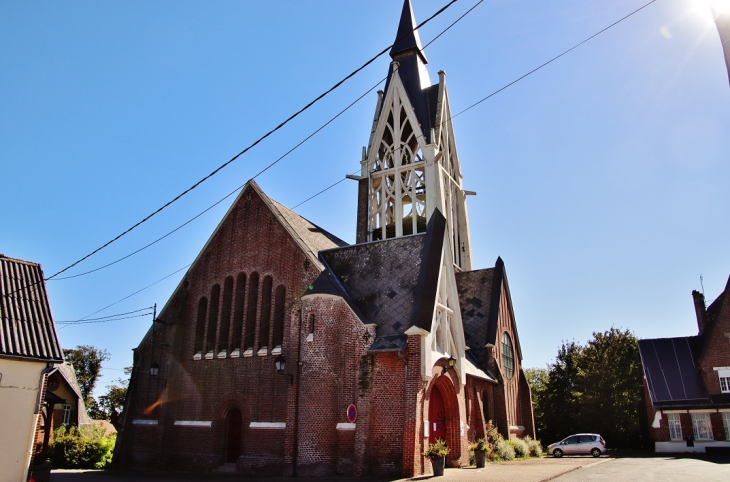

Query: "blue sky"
(2, 0), (729, 396)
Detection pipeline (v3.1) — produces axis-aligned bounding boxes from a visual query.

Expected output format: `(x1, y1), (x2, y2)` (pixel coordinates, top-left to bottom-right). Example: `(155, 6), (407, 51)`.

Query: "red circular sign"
(347, 404), (357, 423)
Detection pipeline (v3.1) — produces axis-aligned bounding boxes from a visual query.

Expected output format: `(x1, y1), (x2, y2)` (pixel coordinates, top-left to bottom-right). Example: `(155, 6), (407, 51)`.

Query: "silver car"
(547, 433), (606, 458)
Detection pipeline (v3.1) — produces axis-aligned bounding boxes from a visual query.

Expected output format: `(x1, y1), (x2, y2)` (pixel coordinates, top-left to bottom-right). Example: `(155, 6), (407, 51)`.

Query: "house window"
(667, 413), (682, 441)
(62, 404), (72, 425)
(501, 333), (514, 380)
(691, 413), (713, 440)
(720, 372), (730, 394)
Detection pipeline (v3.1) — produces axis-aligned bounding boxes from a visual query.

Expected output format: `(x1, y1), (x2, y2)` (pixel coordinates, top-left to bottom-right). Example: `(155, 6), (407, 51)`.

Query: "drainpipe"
(34, 363), (55, 415)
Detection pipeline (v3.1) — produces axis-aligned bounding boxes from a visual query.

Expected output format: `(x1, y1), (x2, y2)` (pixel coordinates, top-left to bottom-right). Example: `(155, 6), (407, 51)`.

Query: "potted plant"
(473, 438), (490, 468)
(424, 438), (449, 476)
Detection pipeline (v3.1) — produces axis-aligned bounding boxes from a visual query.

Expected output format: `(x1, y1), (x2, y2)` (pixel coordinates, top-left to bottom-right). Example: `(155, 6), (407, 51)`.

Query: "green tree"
(63, 345), (110, 404)
(97, 366), (131, 429)
(578, 327), (643, 449)
(540, 341), (583, 443)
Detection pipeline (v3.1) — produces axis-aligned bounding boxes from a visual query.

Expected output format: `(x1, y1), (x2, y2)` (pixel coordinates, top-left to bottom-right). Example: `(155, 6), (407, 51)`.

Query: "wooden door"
(225, 408), (242, 463)
(429, 385), (448, 444)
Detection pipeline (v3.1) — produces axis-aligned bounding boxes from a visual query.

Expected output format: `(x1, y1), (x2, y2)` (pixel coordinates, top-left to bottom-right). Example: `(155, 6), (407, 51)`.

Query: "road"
(553, 455), (730, 482)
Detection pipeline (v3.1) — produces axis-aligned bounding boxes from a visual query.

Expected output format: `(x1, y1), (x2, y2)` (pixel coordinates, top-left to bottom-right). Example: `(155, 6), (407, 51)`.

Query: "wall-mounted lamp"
(149, 362), (160, 378)
(274, 354), (293, 386)
(442, 356), (456, 375)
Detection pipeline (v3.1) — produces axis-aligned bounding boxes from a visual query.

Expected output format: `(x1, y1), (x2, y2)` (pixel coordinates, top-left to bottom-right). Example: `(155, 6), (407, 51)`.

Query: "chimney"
(692, 290), (707, 336)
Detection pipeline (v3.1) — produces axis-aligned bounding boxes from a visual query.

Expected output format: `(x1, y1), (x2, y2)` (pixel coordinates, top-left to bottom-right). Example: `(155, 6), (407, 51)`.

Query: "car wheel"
(553, 449), (563, 458)
(591, 448), (601, 458)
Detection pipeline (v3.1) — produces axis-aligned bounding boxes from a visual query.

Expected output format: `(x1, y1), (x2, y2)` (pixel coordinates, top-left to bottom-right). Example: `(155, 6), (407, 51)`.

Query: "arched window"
(272, 285), (286, 349)
(501, 332), (514, 379)
(194, 297), (207, 355)
(207, 285), (221, 355)
(231, 273), (246, 350)
(219, 277), (234, 354)
(258, 276), (273, 351)
(244, 272), (259, 351)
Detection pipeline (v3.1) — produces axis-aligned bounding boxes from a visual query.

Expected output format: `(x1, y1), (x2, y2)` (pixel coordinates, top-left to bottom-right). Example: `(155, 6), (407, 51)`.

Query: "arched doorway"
(429, 385), (447, 444)
(225, 407), (242, 463)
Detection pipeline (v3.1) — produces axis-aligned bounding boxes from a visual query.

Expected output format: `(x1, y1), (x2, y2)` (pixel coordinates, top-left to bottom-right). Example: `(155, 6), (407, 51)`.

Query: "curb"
(537, 457), (614, 482)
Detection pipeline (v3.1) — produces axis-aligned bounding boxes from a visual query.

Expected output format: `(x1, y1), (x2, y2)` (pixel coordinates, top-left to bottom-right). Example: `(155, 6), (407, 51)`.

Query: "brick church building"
(115, 1), (535, 477)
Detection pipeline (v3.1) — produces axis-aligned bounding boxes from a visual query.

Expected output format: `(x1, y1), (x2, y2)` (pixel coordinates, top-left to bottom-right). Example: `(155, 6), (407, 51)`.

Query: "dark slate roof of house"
(270, 199), (348, 256)
(368, 334), (409, 353)
(456, 268), (494, 366)
(0, 255), (63, 362)
(456, 257), (523, 367)
(308, 210), (446, 336)
(638, 336), (710, 407)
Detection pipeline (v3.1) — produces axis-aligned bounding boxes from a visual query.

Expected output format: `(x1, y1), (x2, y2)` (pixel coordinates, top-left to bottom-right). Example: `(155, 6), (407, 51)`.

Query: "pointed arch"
(367, 71), (428, 241)
(219, 276), (234, 354)
(194, 296), (207, 356)
(272, 285), (286, 349)
(244, 272), (259, 351)
(258, 275), (273, 350)
(206, 284), (221, 355)
(231, 272), (246, 351)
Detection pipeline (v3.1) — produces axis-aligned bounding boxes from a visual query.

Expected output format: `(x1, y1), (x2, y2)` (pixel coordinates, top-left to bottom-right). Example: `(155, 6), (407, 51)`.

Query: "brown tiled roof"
(0, 256), (63, 362)
(455, 268), (494, 366)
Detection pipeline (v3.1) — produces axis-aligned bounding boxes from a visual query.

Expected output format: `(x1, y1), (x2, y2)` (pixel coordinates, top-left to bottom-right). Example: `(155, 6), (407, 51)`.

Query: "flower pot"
(475, 450), (486, 468)
(431, 455), (445, 476)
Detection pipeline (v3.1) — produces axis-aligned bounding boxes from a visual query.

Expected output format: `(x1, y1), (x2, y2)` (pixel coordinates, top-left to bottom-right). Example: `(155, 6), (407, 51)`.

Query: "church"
(115, 1), (535, 477)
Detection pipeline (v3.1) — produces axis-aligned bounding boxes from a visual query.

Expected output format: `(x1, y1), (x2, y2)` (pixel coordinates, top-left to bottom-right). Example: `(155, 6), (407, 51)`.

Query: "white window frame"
(62, 404), (72, 425)
(667, 413), (682, 441)
(723, 412), (730, 440)
(715, 368), (730, 394)
(691, 413), (713, 440)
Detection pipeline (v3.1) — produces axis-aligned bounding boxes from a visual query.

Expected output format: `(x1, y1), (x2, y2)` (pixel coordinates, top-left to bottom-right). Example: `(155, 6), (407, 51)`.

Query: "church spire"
(390, 0), (428, 64)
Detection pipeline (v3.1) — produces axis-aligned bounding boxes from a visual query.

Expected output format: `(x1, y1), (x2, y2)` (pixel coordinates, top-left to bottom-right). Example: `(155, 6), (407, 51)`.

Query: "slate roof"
(456, 258), (523, 367)
(638, 337), (710, 407)
(269, 198), (348, 266)
(456, 268), (494, 366)
(0, 255), (63, 362)
(308, 210), (446, 336)
(382, 0), (440, 144)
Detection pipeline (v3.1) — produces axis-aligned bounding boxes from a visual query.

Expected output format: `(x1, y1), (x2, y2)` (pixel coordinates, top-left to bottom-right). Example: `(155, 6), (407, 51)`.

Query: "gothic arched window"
(244, 272), (259, 351)
(207, 284), (221, 354)
(194, 297), (207, 356)
(219, 276), (234, 354)
(272, 285), (286, 349)
(258, 276), (273, 351)
(232, 273), (246, 350)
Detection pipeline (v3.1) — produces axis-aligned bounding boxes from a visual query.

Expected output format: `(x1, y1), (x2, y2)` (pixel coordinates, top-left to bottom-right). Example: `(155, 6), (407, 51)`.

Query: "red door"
(429, 385), (447, 444)
(225, 408), (242, 463)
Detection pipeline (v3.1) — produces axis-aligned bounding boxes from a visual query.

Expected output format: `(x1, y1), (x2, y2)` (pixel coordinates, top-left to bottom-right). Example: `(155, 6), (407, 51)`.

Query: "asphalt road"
(553, 455), (730, 482)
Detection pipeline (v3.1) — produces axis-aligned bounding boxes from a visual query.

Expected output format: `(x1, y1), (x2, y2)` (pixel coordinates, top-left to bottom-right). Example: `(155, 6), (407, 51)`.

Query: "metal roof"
(0, 255), (63, 362)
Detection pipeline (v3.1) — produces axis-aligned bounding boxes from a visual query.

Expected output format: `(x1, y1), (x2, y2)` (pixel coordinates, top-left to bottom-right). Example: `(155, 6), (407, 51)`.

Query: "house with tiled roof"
(639, 275), (730, 453)
(115, 1), (534, 477)
(0, 254), (64, 482)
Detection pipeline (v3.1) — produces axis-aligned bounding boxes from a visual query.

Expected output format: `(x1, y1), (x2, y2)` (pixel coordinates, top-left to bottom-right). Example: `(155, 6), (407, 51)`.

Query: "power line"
(55, 307), (153, 323)
(57, 313), (153, 325)
(40, 0), (460, 284)
(294, 0), (658, 208)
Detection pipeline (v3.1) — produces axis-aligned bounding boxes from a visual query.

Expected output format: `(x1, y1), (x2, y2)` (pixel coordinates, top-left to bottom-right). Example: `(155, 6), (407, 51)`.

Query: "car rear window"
(581, 435), (596, 442)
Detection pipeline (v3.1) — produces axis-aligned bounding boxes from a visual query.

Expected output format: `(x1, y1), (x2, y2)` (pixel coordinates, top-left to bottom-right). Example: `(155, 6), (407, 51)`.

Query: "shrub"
(49, 425), (116, 469)
(513, 438), (530, 458)
(424, 438), (449, 461)
(485, 420), (502, 446)
(496, 439), (515, 461)
(524, 436), (544, 457)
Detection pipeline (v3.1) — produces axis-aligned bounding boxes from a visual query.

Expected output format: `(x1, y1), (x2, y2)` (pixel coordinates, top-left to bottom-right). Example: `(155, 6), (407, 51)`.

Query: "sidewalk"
(394, 456), (613, 482)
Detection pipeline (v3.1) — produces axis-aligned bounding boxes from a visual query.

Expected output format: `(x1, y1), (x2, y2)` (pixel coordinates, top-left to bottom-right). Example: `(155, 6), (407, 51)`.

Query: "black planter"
(431, 455), (445, 476)
(475, 450), (486, 468)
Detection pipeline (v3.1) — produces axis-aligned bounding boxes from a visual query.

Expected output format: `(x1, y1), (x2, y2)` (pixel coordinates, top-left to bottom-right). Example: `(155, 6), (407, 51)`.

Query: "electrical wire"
(38, 0), (460, 284)
(57, 313), (153, 325)
(55, 307), (153, 323)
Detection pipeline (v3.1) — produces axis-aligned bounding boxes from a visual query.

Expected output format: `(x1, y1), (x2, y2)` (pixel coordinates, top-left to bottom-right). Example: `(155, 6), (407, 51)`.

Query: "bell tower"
(355, 0), (473, 271)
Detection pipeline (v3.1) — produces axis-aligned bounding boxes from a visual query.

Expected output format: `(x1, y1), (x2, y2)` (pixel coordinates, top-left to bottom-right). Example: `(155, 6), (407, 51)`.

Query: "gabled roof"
(456, 257), (524, 366)
(51, 361), (91, 425)
(638, 336), (710, 407)
(307, 210), (446, 336)
(0, 255), (63, 362)
(154, 180), (347, 321)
